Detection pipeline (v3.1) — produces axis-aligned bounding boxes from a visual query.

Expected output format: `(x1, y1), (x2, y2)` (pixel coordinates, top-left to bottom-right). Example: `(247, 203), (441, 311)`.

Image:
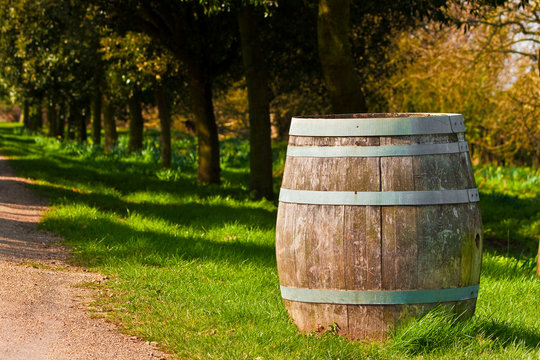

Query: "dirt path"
(0, 155), (171, 360)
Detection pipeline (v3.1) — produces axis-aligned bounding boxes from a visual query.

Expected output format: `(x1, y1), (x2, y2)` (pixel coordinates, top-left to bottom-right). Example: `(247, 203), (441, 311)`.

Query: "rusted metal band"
(280, 285), (479, 305)
(286, 141), (469, 158)
(289, 114), (465, 136)
(278, 188), (480, 205)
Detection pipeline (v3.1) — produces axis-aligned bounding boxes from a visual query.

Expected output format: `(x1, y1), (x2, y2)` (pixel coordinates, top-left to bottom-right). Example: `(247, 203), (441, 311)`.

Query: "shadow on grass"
(479, 191), (539, 255)
(1, 129), (278, 268)
(480, 250), (537, 281)
(8, 155), (256, 202)
(0, 138), (39, 157)
(29, 181), (276, 230)
(42, 207), (276, 268)
(479, 317), (540, 351)
(391, 308), (540, 355)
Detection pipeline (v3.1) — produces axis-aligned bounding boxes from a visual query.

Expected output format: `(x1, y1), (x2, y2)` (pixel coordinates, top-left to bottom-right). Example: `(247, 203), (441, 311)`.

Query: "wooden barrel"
(275, 113), (483, 340)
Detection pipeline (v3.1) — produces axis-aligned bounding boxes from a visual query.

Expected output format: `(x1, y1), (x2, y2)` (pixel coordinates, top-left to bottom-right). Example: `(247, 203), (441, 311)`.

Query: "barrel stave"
(275, 203), (297, 287)
(416, 205), (464, 289)
(382, 206), (419, 291)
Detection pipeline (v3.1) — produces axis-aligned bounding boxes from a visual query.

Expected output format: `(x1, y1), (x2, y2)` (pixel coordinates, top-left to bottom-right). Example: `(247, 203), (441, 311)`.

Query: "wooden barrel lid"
(289, 113), (465, 136)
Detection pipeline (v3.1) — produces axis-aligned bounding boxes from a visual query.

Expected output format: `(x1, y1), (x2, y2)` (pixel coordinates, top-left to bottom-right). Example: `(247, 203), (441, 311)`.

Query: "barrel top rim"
(291, 112), (462, 120)
(289, 113), (465, 136)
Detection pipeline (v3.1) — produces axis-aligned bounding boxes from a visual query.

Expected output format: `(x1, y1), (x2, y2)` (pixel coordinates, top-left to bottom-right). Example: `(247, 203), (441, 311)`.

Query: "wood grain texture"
(275, 203), (297, 287)
(276, 127), (483, 340)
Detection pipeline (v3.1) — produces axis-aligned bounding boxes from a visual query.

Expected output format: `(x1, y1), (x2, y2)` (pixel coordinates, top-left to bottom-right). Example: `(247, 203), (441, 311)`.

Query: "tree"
(100, 32), (148, 153)
(91, 82), (102, 146)
(0, 1), (106, 137)
(155, 84), (172, 167)
(315, 0), (508, 113)
(97, 0), (318, 194)
(0, 0), (49, 129)
(462, 0), (539, 70)
(99, 1), (241, 184)
(237, 3), (273, 199)
(102, 93), (118, 153)
(317, 0), (367, 113)
(128, 91), (145, 152)
(101, 28), (182, 164)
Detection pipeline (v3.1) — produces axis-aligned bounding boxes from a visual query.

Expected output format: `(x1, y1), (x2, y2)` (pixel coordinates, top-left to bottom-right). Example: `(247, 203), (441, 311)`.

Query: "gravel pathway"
(0, 155), (171, 360)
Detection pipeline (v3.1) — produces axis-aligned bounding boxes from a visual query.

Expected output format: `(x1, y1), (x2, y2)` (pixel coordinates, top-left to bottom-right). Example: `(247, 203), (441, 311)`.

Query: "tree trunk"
(91, 91), (102, 146)
(21, 101), (30, 129)
(238, 5), (274, 200)
(56, 101), (66, 139)
(318, 0), (367, 113)
(187, 67), (220, 184)
(71, 108), (82, 141)
(70, 101), (88, 143)
(155, 85), (172, 168)
(46, 101), (57, 137)
(128, 92), (144, 152)
(29, 104), (42, 132)
(103, 96), (117, 153)
(79, 102), (89, 143)
(67, 102), (76, 140)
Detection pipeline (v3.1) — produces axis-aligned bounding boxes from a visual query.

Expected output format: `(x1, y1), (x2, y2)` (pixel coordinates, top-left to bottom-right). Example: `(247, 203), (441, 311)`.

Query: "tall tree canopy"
(98, 1), (240, 185)
(0, 0), (534, 196)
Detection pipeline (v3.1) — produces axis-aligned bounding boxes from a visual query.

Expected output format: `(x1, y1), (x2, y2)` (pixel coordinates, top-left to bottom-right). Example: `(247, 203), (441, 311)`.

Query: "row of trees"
(0, 1), (537, 199)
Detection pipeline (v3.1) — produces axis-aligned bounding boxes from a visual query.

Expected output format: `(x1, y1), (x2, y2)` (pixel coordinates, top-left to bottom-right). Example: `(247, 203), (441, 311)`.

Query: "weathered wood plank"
(395, 206), (418, 290)
(416, 205), (464, 289)
(275, 202), (297, 287)
(455, 202), (483, 318)
(469, 204), (483, 286)
(365, 205), (382, 291)
(362, 204), (384, 338)
(293, 204), (314, 289)
(283, 300), (316, 334)
(413, 141), (466, 292)
(380, 136), (417, 332)
(344, 147), (382, 338)
(381, 206), (397, 291)
(311, 204), (348, 334)
(458, 134), (477, 188)
(344, 206), (367, 290)
(308, 205), (345, 290)
(282, 203), (313, 332)
(344, 204), (367, 338)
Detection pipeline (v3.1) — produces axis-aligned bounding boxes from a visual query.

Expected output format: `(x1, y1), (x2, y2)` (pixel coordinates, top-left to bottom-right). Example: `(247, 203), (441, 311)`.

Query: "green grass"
(475, 165), (540, 256)
(0, 123), (538, 359)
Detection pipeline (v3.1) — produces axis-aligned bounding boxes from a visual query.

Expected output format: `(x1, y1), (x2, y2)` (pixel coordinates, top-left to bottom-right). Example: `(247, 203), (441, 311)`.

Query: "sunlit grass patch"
(475, 166), (540, 198)
(388, 253), (539, 359)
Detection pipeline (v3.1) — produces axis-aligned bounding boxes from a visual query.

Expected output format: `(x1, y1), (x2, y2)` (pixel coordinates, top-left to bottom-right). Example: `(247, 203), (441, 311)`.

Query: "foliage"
(461, 0), (539, 65)
(100, 30), (182, 106)
(0, 1), (103, 104)
(213, 81), (250, 137)
(0, 0), (536, 170)
(375, 2), (539, 167)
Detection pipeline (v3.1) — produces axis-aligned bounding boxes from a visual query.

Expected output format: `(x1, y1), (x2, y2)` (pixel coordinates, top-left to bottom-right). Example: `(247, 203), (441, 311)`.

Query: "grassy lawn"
(0, 123), (538, 359)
